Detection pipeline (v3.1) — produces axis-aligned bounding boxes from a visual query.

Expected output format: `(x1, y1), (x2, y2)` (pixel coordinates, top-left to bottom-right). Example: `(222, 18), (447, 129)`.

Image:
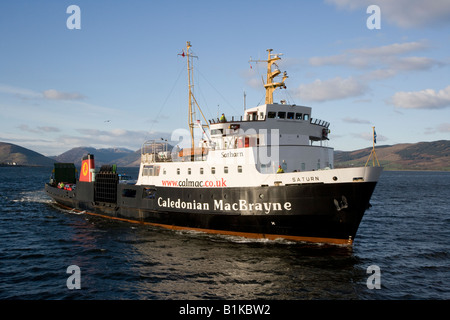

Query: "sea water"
(0, 168), (448, 300)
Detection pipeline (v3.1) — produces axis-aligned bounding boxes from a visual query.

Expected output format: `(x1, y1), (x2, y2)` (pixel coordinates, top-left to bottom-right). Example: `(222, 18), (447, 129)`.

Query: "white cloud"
(308, 41), (443, 85)
(326, 0), (450, 28)
(241, 68), (265, 89)
(0, 84), (42, 99)
(309, 41), (441, 75)
(310, 42), (429, 68)
(424, 123), (450, 135)
(309, 54), (347, 67)
(17, 124), (60, 133)
(353, 131), (388, 142)
(437, 123), (450, 133)
(43, 89), (85, 100)
(71, 128), (172, 150)
(0, 84), (86, 101)
(295, 76), (368, 102)
(343, 117), (371, 124)
(394, 56), (441, 71)
(247, 77), (263, 89)
(111, 128), (127, 136)
(350, 42), (428, 57)
(362, 69), (397, 81)
(38, 126), (61, 133)
(391, 85), (450, 109)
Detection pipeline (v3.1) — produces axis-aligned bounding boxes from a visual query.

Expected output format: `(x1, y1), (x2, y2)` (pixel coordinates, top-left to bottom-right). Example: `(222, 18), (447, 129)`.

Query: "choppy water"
(0, 167), (449, 302)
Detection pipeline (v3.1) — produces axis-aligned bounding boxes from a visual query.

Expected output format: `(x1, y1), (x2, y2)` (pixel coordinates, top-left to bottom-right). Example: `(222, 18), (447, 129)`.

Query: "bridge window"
(296, 113), (302, 120)
(238, 166), (242, 173)
(287, 112), (294, 119)
(211, 129), (223, 135)
(224, 166), (228, 174)
(211, 167), (216, 174)
(304, 114), (310, 120)
(143, 165), (160, 176)
(277, 111), (286, 119)
(247, 112), (258, 121)
(268, 112), (276, 118)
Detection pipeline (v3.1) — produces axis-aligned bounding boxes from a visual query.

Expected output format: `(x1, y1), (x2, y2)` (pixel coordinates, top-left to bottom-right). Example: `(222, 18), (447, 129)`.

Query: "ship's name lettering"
(158, 197), (209, 211)
(221, 151), (244, 158)
(157, 197), (291, 214)
(292, 176), (320, 182)
(214, 199), (291, 214)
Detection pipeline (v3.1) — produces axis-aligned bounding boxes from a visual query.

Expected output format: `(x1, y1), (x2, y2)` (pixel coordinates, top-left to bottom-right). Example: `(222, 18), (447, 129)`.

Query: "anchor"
(334, 196), (348, 211)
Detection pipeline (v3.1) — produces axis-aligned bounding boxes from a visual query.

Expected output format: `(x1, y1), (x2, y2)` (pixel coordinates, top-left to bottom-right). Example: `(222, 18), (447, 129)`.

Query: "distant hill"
(52, 147), (137, 167)
(334, 140), (450, 171)
(51, 142), (170, 167)
(2, 140), (449, 170)
(113, 149), (141, 167)
(0, 142), (56, 167)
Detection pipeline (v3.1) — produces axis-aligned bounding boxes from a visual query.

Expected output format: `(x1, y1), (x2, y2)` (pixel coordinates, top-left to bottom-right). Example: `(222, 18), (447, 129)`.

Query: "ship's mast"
(186, 41), (195, 151)
(250, 49), (288, 104)
(183, 41), (210, 156)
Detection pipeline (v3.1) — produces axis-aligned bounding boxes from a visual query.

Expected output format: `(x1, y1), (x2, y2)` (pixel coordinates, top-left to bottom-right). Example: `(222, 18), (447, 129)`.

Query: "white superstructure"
(136, 44), (381, 189)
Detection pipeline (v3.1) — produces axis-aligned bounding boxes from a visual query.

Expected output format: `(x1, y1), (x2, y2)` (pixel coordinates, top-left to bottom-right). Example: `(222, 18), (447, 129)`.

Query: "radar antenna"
(249, 49), (288, 104)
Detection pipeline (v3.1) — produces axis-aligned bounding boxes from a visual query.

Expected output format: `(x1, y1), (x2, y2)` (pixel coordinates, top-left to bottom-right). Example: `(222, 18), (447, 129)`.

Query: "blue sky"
(1, 0), (450, 156)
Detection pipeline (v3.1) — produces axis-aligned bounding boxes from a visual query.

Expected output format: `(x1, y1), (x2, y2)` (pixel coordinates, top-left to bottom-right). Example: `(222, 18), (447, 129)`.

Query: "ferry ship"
(45, 42), (382, 245)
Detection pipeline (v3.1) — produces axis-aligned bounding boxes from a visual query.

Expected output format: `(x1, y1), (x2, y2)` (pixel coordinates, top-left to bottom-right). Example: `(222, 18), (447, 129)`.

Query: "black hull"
(45, 180), (377, 245)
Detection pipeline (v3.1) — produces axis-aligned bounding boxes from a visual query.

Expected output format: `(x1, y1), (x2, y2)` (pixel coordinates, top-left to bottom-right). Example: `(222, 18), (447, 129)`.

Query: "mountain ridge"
(0, 142), (56, 167)
(334, 140), (450, 171)
(1, 140), (449, 171)
(51, 146), (136, 165)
